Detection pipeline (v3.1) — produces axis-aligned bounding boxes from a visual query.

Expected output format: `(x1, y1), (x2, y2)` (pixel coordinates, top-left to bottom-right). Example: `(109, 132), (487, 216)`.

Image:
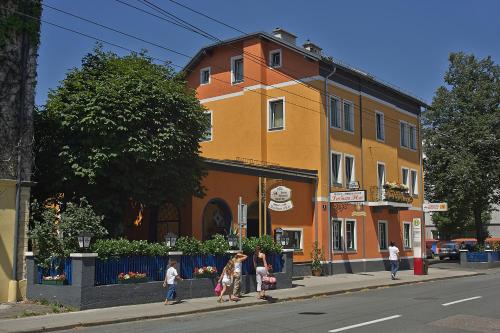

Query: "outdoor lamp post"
(165, 233), (178, 248)
(228, 234), (238, 248)
(77, 231), (92, 251)
(274, 227), (283, 245)
(281, 233), (290, 247)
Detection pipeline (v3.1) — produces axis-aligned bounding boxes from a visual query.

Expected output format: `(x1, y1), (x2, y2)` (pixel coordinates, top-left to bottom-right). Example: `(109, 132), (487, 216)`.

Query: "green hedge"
(91, 234), (282, 259)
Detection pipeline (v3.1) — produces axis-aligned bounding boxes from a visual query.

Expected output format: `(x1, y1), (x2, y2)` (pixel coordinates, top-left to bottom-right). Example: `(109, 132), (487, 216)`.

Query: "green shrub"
(173, 236), (202, 255)
(242, 235), (282, 254)
(201, 234), (229, 255)
(91, 239), (170, 259)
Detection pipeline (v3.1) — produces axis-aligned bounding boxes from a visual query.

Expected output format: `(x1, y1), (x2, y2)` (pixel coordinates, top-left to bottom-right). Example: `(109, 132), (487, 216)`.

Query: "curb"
(11, 272), (484, 333)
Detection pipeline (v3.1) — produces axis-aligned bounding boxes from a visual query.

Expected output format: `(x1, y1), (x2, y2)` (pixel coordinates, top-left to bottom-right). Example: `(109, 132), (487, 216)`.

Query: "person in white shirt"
(388, 242), (400, 280)
(163, 260), (183, 305)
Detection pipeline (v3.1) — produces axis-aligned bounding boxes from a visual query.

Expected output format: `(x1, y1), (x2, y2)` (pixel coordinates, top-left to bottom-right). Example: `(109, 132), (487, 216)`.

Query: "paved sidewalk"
(0, 268), (483, 333)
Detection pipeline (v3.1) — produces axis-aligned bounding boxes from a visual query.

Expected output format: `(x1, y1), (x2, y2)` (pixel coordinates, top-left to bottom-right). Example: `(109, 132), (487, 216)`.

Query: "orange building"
(127, 28), (428, 274)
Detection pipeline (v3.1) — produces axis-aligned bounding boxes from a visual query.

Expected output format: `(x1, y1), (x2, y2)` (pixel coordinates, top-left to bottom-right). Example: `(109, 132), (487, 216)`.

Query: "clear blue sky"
(36, 0), (500, 106)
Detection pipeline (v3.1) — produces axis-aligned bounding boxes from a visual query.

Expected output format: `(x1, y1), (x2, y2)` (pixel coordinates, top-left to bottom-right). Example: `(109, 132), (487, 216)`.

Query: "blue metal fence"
(467, 252), (488, 262)
(491, 251), (500, 261)
(36, 257), (72, 285)
(94, 256), (169, 286)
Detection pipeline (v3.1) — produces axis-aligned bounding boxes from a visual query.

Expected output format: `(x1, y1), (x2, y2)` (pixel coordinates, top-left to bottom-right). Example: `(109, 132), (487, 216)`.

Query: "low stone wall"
(460, 250), (500, 269)
(26, 250), (293, 310)
(294, 258), (413, 277)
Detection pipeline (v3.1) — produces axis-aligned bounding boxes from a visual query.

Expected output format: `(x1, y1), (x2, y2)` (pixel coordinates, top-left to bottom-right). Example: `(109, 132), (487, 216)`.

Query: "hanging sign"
(412, 218), (422, 258)
(270, 186), (292, 202)
(330, 191), (365, 203)
(423, 203), (448, 212)
(268, 200), (293, 211)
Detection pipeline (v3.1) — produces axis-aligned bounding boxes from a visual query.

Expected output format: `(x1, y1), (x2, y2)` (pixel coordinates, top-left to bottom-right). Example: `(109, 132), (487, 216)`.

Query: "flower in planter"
(118, 272), (146, 280)
(193, 266), (217, 278)
(43, 274), (66, 281)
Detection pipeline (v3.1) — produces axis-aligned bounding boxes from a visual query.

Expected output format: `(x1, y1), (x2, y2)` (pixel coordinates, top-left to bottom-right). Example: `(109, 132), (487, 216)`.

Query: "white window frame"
(201, 110), (213, 142)
(332, 219), (343, 251)
(400, 121), (417, 151)
(344, 154), (355, 186)
(269, 49), (282, 68)
(282, 227), (303, 251)
(199, 66), (211, 85)
(331, 151), (343, 186)
(230, 55), (244, 84)
(375, 111), (385, 142)
(378, 220), (389, 251)
(377, 161), (386, 200)
(410, 169), (419, 196)
(343, 100), (355, 134)
(409, 125), (417, 150)
(345, 219), (357, 251)
(329, 96), (342, 129)
(267, 97), (285, 131)
(403, 221), (412, 249)
(401, 167), (409, 188)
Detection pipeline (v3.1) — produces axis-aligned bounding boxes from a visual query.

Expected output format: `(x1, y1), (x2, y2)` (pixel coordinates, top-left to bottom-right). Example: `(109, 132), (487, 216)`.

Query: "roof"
(183, 31), (429, 108)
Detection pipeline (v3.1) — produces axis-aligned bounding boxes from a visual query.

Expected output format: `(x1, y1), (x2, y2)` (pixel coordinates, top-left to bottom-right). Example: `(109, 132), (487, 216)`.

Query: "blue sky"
(36, 0), (500, 106)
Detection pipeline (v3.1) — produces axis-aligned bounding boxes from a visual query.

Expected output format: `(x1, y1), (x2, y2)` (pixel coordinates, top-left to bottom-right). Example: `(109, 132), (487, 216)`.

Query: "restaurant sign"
(423, 202), (448, 212)
(330, 191), (366, 203)
(268, 200), (293, 211)
(269, 186), (293, 211)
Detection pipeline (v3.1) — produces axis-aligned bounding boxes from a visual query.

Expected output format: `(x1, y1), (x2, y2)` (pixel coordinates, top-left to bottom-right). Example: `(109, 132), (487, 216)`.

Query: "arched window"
(157, 203), (180, 242)
(202, 199), (232, 240)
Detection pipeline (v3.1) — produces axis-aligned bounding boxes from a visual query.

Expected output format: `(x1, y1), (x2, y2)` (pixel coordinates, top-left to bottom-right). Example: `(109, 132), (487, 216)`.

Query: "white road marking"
(328, 315), (402, 332)
(442, 296), (482, 306)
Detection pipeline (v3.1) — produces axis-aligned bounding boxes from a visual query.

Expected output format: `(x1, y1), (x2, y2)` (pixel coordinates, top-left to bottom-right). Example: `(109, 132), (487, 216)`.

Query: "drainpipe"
(325, 67), (336, 274)
(418, 112), (425, 259)
(358, 81), (367, 272)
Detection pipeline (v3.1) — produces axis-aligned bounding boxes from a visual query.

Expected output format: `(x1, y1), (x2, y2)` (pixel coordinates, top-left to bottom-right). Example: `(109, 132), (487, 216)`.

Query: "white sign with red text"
(330, 191), (366, 203)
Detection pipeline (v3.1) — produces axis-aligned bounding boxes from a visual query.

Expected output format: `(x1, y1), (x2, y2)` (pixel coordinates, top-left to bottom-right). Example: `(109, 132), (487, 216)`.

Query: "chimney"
(272, 27), (297, 45)
(303, 39), (322, 55)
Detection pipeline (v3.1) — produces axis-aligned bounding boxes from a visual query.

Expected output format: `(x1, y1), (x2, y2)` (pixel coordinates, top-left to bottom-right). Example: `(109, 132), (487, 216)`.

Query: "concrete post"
(167, 251), (183, 273)
(69, 253), (98, 287)
(459, 249), (468, 267)
(24, 252), (36, 292)
(485, 250), (493, 263)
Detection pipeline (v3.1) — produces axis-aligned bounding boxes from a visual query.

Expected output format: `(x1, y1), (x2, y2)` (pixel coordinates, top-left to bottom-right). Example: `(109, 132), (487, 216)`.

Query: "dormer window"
(200, 67), (210, 85)
(269, 49), (282, 68)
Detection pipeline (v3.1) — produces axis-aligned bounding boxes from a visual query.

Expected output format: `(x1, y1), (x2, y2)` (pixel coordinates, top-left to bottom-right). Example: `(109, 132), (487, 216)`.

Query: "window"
(345, 220), (356, 251)
(201, 111), (212, 141)
(345, 155), (355, 185)
(403, 222), (412, 249)
(410, 170), (418, 196)
(283, 228), (303, 250)
(402, 168), (409, 188)
(331, 152), (342, 186)
(231, 55), (243, 84)
(376, 111), (385, 141)
(268, 98), (284, 130)
(200, 67), (210, 85)
(400, 121), (417, 150)
(377, 162), (386, 188)
(330, 97), (341, 129)
(343, 101), (354, 133)
(378, 221), (388, 250)
(332, 220), (342, 251)
(269, 49), (282, 68)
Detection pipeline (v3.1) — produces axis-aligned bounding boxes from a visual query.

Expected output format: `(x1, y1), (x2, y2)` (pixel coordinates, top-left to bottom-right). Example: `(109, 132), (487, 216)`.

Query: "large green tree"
(34, 47), (209, 234)
(423, 52), (500, 244)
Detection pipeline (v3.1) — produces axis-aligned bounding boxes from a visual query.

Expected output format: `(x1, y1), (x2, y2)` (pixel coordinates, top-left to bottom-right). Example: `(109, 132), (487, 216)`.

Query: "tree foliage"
(33, 47), (209, 234)
(423, 52), (500, 243)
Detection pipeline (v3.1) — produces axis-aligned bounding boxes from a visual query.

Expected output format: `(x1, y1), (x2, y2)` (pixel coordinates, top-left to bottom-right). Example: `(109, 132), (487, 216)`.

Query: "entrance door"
(246, 201), (271, 238)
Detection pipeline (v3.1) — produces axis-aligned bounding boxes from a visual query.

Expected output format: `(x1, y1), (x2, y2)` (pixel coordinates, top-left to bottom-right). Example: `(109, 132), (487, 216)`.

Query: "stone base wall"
(294, 258), (414, 277)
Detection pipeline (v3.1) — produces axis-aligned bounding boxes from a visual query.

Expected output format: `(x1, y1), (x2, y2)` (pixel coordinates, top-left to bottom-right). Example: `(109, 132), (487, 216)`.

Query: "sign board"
(423, 202), (448, 212)
(348, 181), (360, 190)
(412, 218), (422, 258)
(351, 211), (367, 217)
(238, 203), (247, 227)
(330, 191), (366, 203)
(270, 186), (292, 202)
(268, 200), (293, 211)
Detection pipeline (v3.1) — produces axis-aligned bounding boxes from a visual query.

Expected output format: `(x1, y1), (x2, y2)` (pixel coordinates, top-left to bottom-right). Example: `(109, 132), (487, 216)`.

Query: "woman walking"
(232, 251), (247, 299)
(217, 261), (238, 303)
(253, 246), (268, 299)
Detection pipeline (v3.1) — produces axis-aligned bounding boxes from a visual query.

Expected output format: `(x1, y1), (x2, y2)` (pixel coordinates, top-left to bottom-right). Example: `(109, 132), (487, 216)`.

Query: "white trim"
(201, 110), (213, 142)
(331, 150), (343, 186)
(282, 248), (295, 253)
(377, 220), (389, 251)
(70, 253), (99, 258)
(267, 97), (286, 131)
(342, 100), (355, 134)
(410, 169), (419, 196)
(344, 154), (355, 186)
(282, 227), (304, 251)
(345, 219), (357, 251)
(230, 55), (244, 85)
(401, 167), (409, 188)
(199, 91), (244, 104)
(168, 251), (183, 255)
(24, 252), (34, 257)
(377, 161), (386, 190)
(331, 218), (343, 251)
(199, 66), (211, 85)
(375, 110), (385, 142)
(315, 196), (330, 202)
(269, 49), (282, 68)
(403, 221), (412, 249)
(367, 201), (413, 208)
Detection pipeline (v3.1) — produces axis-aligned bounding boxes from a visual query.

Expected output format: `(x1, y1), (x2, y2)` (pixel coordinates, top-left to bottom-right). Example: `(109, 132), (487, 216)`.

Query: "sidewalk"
(0, 268), (483, 333)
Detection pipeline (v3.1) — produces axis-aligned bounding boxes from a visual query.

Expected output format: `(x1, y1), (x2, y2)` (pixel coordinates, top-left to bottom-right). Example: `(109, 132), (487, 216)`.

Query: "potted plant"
(311, 241), (324, 276)
(42, 274), (67, 285)
(193, 266), (218, 279)
(118, 272), (148, 284)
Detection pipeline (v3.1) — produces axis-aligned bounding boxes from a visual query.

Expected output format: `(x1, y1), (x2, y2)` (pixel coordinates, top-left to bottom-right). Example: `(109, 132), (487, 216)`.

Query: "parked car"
(438, 243), (460, 260)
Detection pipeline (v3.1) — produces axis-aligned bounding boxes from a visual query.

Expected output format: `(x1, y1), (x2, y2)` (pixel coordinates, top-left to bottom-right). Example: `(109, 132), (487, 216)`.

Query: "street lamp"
(274, 228), (284, 246)
(227, 234), (238, 248)
(281, 233), (290, 247)
(165, 233), (178, 248)
(77, 231), (92, 250)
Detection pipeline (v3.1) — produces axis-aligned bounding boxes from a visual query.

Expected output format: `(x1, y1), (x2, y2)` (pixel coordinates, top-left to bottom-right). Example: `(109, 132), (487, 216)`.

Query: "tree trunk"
(473, 206), (485, 245)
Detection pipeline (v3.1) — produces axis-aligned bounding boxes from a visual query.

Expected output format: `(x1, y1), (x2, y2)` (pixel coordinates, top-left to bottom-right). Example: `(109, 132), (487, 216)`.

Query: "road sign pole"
(238, 197), (242, 251)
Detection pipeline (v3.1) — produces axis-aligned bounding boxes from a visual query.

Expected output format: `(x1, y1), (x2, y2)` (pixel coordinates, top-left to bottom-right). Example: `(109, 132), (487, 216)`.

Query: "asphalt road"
(60, 270), (500, 333)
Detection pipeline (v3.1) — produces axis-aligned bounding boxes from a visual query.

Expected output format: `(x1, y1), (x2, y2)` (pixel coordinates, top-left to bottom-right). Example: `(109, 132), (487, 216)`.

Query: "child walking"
(217, 261), (238, 303)
(163, 259), (183, 305)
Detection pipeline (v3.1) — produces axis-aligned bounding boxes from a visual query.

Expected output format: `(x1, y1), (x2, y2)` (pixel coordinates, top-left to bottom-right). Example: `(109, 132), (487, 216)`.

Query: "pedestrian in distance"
(163, 259), (183, 305)
(253, 246), (268, 299)
(232, 251), (248, 299)
(217, 260), (237, 303)
(388, 241), (400, 280)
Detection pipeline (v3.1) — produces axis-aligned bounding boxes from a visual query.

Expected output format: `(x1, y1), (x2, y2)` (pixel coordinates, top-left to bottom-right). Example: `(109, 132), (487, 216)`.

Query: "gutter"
(325, 66), (336, 272)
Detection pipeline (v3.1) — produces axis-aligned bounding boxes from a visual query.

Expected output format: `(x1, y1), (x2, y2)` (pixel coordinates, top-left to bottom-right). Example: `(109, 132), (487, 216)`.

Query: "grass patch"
(18, 310), (40, 318)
